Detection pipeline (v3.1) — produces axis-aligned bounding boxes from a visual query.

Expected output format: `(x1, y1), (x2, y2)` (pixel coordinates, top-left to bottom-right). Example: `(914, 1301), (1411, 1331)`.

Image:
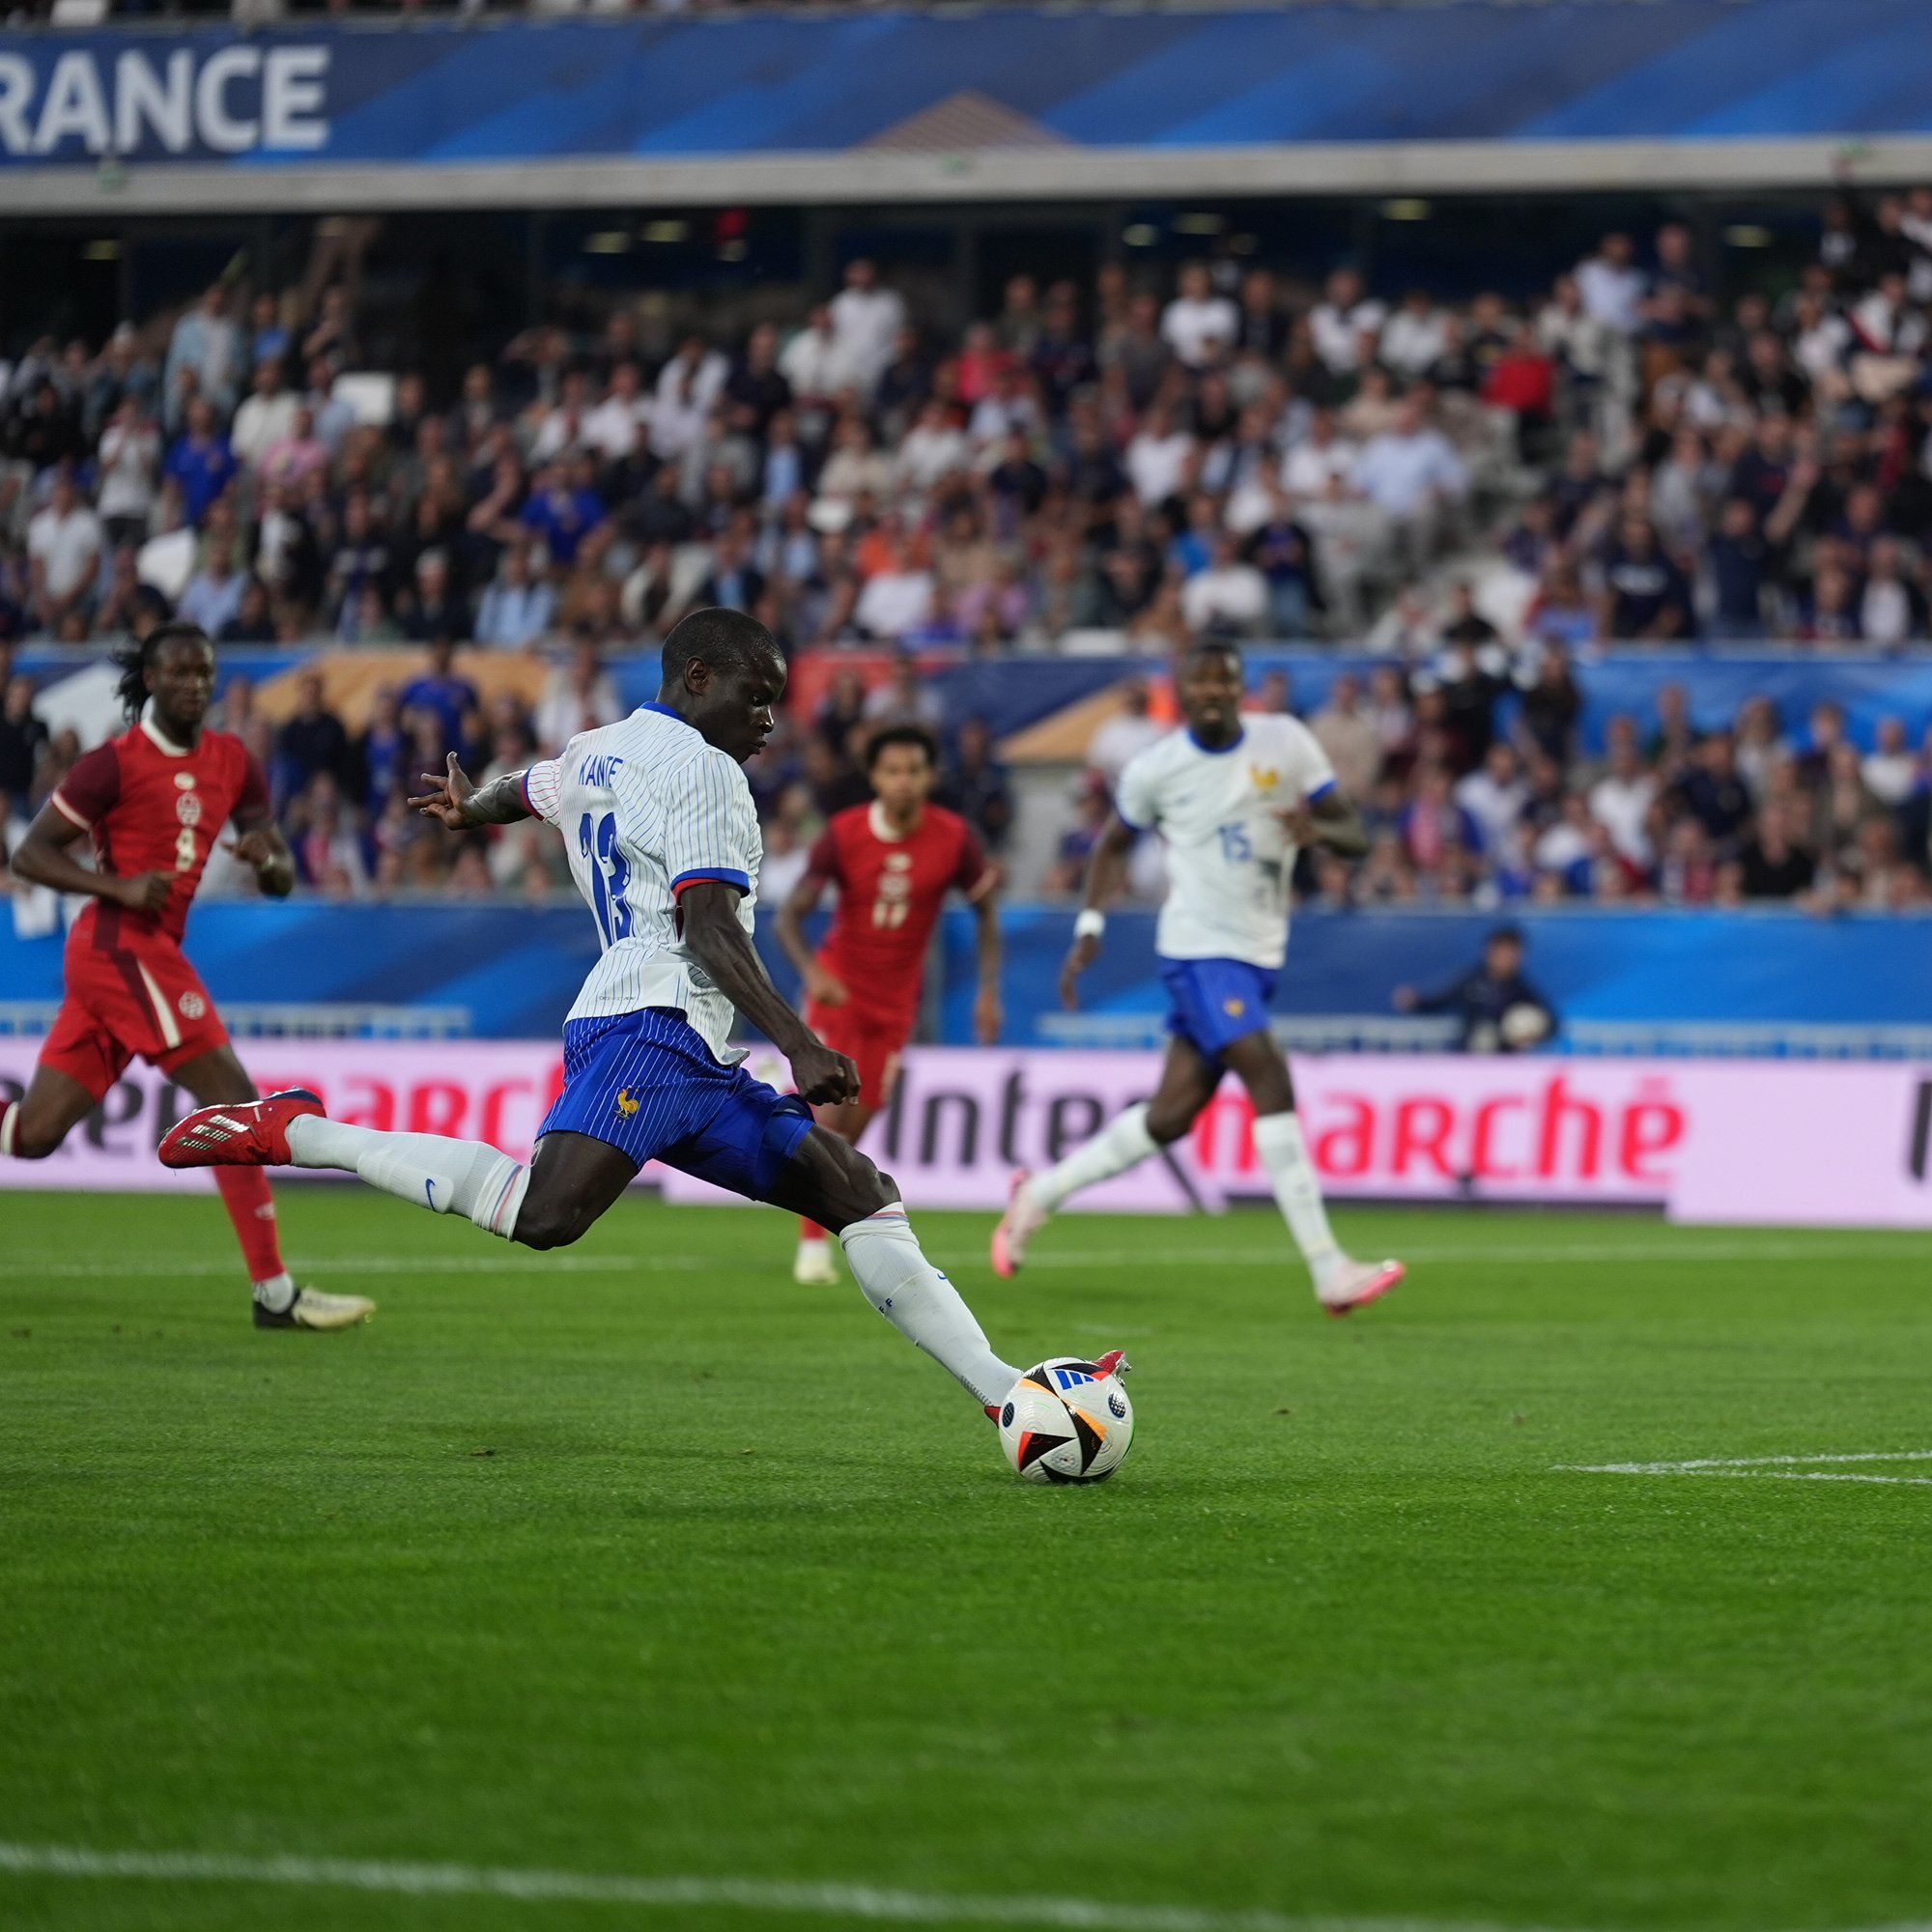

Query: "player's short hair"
(866, 724), (939, 770)
(1179, 636), (1244, 674)
(661, 607), (782, 690)
(112, 620), (213, 720)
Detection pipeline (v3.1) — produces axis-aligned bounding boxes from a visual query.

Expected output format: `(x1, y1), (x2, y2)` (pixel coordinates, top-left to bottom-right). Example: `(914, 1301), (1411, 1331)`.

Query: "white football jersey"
(1115, 713), (1337, 970)
(523, 703), (761, 1061)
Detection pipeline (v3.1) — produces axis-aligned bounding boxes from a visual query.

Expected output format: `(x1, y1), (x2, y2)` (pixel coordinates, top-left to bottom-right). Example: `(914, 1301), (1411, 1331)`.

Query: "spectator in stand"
(1351, 395), (1469, 567)
(231, 360), (300, 471)
(1311, 671), (1381, 800)
(828, 259), (906, 395)
(1735, 798), (1817, 899)
(536, 637), (621, 749)
(1161, 262), (1239, 370)
(864, 652), (945, 734)
(164, 285), (242, 428)
(1, 672), (48, 808)
(276, 671), (356, 800)
(1180, 530), (1269, 638)
(178, 535), (248, 638)
(399, 638), (478, 763)
(947, 714), (1014, 855)
(1598, 514), (1695, 640)
(1575, 232), (1646, 335)
(1087, 678), (1164, 784)
(26, 468), (103, 635)
(96, 398), (160, 550)
(164, 397), (240, 527)
(475, 543), (556, 650)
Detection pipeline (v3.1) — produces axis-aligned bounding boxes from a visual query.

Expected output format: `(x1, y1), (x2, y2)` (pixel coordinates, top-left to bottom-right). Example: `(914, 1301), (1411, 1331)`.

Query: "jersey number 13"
(578, 811), (634, 947)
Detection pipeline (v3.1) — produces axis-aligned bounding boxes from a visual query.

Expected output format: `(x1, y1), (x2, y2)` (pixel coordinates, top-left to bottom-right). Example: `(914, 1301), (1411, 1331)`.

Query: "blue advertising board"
(1, 2), (1929, 175)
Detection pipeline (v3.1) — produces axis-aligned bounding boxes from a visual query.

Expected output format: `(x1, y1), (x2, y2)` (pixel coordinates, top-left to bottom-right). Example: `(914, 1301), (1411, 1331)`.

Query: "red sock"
(216, 1166), (287, 1284)
(800, 1216), (827, 1241)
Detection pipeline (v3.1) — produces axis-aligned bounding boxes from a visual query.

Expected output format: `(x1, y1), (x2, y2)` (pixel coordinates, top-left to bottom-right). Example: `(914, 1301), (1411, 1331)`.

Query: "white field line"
(1560, 1451), (1932, 1489)
(2, 1238), (1929, 1285)
(1008, 1240), (1932, 1270)
(1, 1843), (1926, 1932)
(0, 1254), (696, 1279)
(0, 1841), (1550, 1932)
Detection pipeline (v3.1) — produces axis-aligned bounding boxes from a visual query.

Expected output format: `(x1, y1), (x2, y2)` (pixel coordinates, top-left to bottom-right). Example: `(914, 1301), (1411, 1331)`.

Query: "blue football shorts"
(1159, 956), (1280, 1063)
(539, 1007), (813, 1199)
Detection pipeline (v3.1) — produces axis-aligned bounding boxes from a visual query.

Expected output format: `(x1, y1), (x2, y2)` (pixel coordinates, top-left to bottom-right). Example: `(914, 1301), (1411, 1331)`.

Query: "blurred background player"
(993, 638), (1404, 1316)
(2, 623), (372, 1331)
(776, 723), (1003, 1286)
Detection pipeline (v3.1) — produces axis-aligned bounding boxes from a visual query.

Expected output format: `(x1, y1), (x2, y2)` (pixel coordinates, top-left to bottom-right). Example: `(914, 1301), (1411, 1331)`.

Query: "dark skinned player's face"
(680, 651), (784, 764)
(1178, 649), (1245, 748)
(869, 744), (933, 817)
(148, 637), (216, 740)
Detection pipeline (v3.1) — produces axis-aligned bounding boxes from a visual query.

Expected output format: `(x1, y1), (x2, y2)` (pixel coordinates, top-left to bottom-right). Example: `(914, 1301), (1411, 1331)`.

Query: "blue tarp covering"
(20, 647), (1932, 757)
(3, 901), (1924, 1048)
(1, 3), (1930, 173)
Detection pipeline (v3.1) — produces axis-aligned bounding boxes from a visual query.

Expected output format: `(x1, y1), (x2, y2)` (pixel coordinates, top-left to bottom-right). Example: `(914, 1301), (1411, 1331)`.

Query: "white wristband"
(1074, 908), (1107, 942)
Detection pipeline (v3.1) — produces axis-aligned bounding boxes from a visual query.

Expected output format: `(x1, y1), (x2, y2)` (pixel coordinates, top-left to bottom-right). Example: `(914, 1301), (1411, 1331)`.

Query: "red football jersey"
(809, 802), (992, 1026)
(50, 716), (269, 949)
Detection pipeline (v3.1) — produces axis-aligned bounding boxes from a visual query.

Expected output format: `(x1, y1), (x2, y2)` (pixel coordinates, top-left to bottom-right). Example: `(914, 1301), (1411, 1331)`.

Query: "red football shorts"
(805, 998), (913, 1112)
(42, 937), (230, 1098)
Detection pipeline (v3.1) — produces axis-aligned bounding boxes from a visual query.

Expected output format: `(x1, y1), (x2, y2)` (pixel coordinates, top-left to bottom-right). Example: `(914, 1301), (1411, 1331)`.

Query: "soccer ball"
(998, 1357), (1135, 1484)
(1500, 1001), (1553, 1049)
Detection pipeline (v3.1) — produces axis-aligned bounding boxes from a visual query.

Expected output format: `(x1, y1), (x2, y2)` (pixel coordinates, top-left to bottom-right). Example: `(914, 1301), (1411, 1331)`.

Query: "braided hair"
(112, 616), (208, 721)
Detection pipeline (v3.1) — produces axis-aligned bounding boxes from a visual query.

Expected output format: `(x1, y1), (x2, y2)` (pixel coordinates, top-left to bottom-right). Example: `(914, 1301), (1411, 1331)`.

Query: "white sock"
(838, 1203), (1018, 1407)
(287, 1116), (530, 1239)
(0, 1100), (16, 1157)
(1252, 1111), (1342, 1283)
(254, 1270), (297, 1314)
(1027, 1101), (1159, 1215)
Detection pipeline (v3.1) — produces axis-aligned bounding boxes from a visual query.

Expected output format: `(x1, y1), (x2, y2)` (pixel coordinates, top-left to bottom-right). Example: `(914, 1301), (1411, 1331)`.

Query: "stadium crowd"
(4, 623), (1930, 915)
(6, 191), (1932, 909)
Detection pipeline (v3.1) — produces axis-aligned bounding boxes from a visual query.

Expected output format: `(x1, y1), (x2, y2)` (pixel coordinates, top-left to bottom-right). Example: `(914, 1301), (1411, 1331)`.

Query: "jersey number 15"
(578, 811), (634, 947)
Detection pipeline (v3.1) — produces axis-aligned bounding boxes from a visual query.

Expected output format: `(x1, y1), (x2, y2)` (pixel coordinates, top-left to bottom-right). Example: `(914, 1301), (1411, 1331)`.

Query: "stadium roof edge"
(14, 136), (1932, 215)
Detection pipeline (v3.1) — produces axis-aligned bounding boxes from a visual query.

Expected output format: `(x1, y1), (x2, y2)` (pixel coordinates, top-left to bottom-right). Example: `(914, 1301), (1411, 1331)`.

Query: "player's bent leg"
(1, 1065), (101, 1161)
(766, 1127), (1020, 1411)
(994, 1037), (1219, 1278)
(795, 1099), (877, 1285)
(1220, 1032), (1404, 1313)
(507, 1131), (639, 1252)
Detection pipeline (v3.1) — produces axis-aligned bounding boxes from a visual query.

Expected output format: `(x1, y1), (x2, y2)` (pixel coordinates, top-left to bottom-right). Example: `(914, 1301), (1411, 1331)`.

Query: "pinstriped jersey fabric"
(523, 704), (761, 1063)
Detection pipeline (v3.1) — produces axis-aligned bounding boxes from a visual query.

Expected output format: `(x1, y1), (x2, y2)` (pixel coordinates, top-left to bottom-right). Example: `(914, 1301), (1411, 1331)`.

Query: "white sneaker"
(1317, 1256), (1406, 1317)
(254, 1286), (375, 1331)
(792, 1237), (840, 1287)
(990, 1169), (1048, 1279)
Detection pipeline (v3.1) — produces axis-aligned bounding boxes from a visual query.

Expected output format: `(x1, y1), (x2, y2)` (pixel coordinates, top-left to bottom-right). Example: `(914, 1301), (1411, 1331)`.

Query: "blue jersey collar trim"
(1188, 724), (1246, 755)
(642, 701), (689, 725)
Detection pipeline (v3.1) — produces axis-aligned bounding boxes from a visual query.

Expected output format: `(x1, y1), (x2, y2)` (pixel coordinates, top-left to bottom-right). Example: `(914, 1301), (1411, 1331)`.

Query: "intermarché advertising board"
(3, 1040), (1926, 1227)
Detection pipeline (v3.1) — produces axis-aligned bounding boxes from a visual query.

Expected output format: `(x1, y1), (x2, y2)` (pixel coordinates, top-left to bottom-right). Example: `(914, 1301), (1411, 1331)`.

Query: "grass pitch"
(4, 1189), (1932, 1932)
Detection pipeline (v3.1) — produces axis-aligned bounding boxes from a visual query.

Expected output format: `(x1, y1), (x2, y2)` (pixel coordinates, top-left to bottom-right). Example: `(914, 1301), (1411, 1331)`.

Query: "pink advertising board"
(4, 1039), (1929, 1227)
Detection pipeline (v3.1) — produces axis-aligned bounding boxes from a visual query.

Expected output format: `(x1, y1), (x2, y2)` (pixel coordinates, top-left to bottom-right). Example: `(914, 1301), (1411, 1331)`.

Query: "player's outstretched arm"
(10, 803), (171, 913)
(679, 881), (860, 1108)
(971, 879), (1004, 1044)
(1059, 811), (1136, 1009)
(775, 867), (846, 1007)
(1283, 788), (1370, 860)
(229, 810), (296, 899)
(411, 753), (536, 830)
